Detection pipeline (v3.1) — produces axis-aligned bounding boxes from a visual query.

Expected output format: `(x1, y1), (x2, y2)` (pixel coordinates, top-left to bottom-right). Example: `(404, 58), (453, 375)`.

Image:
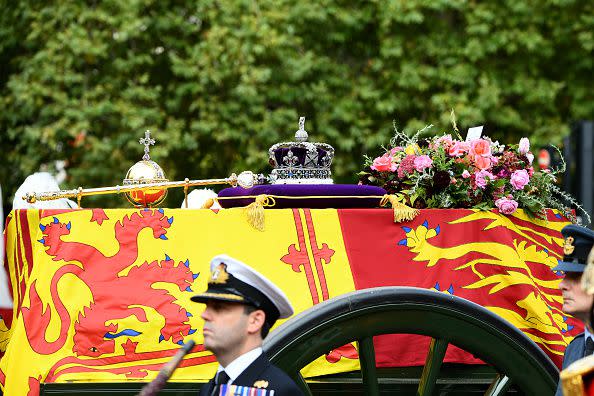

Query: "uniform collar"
(585, 327), (594, 346)
(216, 347), (263, 385)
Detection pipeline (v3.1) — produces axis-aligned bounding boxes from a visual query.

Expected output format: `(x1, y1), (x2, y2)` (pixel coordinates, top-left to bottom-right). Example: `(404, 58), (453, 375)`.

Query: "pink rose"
(470, 139), (491, 157)
(448, 141), (470, 157)
(390, 147), (404, 155)
(413, 155), (433, 172)
(474, 170), (495, 189)
(371, 154), (397, 172)
(518, 137), (530, 155)
(495, 196), (519, 214)
(462, 170), (471, 179)
(473, 154), (491, 170)
(436, 134), (453, 148)
(510, 169), (530, 190)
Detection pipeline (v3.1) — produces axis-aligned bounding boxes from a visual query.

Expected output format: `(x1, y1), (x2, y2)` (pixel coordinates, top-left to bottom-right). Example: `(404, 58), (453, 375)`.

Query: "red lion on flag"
(21, 209), (197, 357)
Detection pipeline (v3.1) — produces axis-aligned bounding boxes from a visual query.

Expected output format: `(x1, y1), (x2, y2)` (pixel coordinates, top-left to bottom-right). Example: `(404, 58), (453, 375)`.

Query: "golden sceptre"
(23, 130), (263, 208)
(23, 170), (260, 207)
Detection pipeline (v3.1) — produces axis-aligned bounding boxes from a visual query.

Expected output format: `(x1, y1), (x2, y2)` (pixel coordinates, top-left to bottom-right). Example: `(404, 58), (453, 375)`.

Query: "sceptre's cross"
(139, 130), (155, 160)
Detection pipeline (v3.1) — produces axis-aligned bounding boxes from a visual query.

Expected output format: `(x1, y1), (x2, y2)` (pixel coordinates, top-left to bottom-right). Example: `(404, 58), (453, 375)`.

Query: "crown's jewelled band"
(271, 168), (332, 184)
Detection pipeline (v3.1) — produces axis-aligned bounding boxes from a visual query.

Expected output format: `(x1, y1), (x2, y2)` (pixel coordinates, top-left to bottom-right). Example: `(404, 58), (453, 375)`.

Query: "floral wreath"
(359, 119), (588, 224)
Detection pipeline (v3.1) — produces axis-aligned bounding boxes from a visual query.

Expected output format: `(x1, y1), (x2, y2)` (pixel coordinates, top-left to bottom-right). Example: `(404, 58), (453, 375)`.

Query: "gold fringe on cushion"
(245, 195), (275, 231)
(380, 194), (420, 223)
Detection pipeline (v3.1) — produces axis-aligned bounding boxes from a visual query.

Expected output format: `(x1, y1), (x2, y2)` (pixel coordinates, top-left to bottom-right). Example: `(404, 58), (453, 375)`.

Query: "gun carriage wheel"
(263, 287), (559, 395)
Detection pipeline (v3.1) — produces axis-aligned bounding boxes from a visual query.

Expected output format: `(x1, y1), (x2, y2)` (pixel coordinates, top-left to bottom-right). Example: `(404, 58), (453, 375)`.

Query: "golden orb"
(123, 160), (168, 207)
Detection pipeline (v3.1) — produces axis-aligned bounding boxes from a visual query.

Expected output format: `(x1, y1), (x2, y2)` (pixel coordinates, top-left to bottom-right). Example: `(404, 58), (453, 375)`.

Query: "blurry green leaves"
(0, 0), (593, 208)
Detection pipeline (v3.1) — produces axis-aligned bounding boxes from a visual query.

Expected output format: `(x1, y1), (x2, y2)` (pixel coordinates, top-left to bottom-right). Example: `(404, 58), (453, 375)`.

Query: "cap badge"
(209, 263), (229, 284)
(564, 236), (575, 255)
(253, 380), (269, 389)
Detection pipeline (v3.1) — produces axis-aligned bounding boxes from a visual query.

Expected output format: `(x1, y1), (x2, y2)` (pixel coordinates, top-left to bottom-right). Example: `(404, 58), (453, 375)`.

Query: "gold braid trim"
(194, 292), (246, 302)
(379, 194), (420, 223)
(217, 194), (386, 201)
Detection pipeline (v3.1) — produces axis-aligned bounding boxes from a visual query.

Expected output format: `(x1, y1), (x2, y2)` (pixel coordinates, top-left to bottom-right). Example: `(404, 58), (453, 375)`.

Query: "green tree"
(1, 0), (592, 208)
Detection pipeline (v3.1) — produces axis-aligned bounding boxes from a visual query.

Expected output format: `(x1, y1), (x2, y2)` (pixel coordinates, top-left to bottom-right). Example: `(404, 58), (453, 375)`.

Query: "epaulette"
(561, 353), (594, 395)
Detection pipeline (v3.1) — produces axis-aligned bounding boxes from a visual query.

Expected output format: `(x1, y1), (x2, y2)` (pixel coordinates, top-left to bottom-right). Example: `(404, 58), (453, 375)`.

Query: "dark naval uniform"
(199, 353), (302, 396)
(557, 333), (587, 396)
(553, 225), (594, 396)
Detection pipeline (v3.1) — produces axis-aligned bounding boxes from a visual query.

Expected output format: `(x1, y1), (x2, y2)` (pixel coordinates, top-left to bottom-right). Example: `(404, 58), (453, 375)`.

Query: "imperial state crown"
(268, 117), (334, 184)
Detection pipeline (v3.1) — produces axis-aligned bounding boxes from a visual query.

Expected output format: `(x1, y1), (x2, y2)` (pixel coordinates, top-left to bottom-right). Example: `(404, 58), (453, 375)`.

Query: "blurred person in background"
(12, 172), (76, 210)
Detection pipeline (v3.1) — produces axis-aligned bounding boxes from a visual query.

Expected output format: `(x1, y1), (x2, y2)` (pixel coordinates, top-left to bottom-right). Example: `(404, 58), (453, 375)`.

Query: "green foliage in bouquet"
(359, 122), (589, 224)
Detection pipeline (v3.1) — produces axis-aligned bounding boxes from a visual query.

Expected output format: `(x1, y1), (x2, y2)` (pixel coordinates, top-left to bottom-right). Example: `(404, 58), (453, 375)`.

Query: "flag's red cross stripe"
(282, 209), (335, 305)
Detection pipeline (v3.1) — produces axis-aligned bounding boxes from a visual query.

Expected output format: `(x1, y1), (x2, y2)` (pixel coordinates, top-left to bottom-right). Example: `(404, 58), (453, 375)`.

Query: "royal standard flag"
(1, 208), (575, 395)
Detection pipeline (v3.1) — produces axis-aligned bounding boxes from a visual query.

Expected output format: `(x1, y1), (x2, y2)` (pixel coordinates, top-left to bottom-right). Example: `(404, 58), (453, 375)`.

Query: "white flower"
(518, 137), (530, 155)
(526, 152), (534, 164)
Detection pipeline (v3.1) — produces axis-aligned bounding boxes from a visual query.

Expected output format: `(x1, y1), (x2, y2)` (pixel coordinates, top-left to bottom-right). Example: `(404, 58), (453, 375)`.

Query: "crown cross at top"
(295, 116), (308, 142)
(139, 130), (155, 160)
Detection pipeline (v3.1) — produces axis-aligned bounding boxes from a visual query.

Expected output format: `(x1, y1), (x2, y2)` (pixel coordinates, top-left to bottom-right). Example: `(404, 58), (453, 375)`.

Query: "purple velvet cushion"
(217, 184), (387, 209)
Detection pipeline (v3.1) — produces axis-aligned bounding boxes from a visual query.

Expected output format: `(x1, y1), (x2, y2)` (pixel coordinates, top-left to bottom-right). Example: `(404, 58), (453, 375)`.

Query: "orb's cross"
(139, 130), (155, 160)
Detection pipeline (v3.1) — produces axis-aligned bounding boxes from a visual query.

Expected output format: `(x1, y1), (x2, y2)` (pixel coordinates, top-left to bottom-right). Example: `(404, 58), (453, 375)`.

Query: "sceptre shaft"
(23, 171), (261, 204)
(136, 340), (196, 396)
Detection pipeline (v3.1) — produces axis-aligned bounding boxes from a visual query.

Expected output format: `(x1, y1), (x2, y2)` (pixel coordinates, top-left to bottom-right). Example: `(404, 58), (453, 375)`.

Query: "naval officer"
(192, 254), (303, 396)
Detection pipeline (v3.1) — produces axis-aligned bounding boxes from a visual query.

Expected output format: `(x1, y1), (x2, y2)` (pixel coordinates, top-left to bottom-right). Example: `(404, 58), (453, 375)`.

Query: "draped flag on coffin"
(0, 208), (577, 395)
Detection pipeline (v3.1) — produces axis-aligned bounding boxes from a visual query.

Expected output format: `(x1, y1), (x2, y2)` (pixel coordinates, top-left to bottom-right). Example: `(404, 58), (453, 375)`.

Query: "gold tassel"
(380, 194), (420, 223)
(245, 195), (273, 231)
